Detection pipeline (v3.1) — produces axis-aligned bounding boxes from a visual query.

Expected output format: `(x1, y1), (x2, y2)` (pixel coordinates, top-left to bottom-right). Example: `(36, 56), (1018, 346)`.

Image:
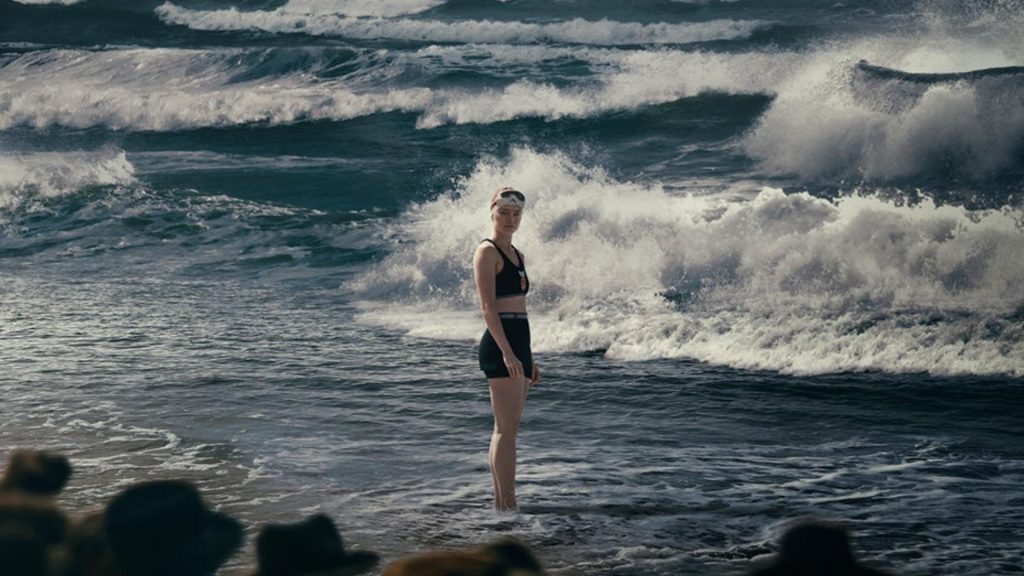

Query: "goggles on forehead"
(492, 187), (526, 209)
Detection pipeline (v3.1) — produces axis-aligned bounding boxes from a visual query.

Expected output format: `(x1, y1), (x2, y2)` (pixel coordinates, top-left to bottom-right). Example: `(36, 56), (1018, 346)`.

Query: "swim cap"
(489, 187), (526, 210)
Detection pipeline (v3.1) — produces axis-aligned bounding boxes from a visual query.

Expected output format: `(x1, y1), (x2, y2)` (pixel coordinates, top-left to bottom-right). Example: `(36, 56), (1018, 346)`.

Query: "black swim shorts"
(478, 315), (533, 379)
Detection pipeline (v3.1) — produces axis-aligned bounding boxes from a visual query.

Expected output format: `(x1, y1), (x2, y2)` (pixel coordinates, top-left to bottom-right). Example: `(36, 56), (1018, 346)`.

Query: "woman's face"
(492, 205), (523, 234)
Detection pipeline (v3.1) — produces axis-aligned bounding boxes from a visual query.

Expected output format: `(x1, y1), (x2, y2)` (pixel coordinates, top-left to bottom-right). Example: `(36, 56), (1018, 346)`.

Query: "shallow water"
(3, 270), (1022, 575)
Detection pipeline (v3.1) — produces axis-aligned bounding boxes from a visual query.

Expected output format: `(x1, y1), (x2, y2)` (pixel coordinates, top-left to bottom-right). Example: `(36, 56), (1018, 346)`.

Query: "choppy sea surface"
(2, 0), (1023, 574)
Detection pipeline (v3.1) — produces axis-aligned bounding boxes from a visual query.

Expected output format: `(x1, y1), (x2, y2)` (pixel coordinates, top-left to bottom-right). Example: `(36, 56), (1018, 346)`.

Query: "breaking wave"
(0, 149), (135, 210)
(352, 148), (1024, 376)
(0, 46), (787, 131)
(269, 0), (448, 18)
(155, 2), (769, 46)
(743, 11), (1024, 182)
(11, 0), (85, 5)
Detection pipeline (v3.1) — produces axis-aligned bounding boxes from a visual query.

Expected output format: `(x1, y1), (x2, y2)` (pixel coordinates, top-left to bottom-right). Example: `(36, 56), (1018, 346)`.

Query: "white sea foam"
(155, 2), (767, 46)
(0, 48), (435, 131)
(0, 46), (788, 131)
(0, 149), (136, 209)
(273, 0), (446, 18)
(412, 49), (789, 128)
(352, 147), (1024, 376)
(12, 0), (85, 5)
(6, 10), (1020, 180)
(743, 18), (1024, 180)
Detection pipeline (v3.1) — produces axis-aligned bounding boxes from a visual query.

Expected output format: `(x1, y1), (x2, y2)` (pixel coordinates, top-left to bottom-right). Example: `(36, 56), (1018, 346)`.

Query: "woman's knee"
(492, 410), (522, 433)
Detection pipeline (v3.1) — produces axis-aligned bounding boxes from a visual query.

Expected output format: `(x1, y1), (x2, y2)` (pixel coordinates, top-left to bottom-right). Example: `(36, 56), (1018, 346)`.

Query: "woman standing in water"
(474, 186), (540, 512)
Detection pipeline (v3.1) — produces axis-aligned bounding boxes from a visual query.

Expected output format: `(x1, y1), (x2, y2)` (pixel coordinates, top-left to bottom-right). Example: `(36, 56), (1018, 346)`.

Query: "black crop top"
(482, 239), (529, 298)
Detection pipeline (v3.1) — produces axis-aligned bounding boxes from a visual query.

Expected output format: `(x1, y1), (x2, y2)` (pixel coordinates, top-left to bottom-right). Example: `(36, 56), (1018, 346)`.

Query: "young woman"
(473, 186), (540, 512)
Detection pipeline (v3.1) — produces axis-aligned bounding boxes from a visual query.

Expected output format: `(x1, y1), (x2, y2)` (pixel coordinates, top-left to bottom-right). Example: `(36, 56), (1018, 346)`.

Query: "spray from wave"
(742, 3), (1024, 182)
(352, 147), (1024, 376)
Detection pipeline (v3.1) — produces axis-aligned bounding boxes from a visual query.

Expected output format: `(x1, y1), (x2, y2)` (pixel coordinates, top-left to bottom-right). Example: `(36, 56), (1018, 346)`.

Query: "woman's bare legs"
(488, 375), (530, 511)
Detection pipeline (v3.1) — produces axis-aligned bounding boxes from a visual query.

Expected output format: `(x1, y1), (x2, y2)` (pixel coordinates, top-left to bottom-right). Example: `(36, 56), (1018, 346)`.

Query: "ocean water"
(2, 0), (1023, 574)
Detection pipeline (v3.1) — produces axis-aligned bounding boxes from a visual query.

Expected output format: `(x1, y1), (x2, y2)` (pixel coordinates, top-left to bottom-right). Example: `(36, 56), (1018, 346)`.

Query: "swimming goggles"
(494, 187), (526, 208)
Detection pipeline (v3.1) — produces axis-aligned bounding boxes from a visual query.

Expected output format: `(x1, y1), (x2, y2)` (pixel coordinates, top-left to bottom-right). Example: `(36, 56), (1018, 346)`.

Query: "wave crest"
(155, 2), (768, 46)
(0, 47), (785, 131)
(742, 6), (1024, 183)
(275, 0), (446, 18)
(745, 58), (1024, 181)
(0, 149), (136, 210)
(12, 0), (85, 5)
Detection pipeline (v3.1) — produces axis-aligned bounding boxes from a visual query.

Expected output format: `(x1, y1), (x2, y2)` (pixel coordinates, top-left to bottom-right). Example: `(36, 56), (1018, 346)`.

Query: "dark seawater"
(2, 0), (1022, 574)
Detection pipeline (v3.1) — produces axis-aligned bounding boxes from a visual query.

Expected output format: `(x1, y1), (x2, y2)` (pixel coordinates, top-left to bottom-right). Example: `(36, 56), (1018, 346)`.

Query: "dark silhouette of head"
(382, 537), (544, 576)
(104, 480), (242, 576)
(253, 513), (380, 576)
(748, 519), (892, 576)
(1, 451), (73, 497)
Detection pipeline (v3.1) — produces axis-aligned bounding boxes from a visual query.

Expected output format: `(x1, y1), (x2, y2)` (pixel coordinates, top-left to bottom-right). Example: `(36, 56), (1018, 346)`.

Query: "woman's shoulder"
(474, 240), (499, 260)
